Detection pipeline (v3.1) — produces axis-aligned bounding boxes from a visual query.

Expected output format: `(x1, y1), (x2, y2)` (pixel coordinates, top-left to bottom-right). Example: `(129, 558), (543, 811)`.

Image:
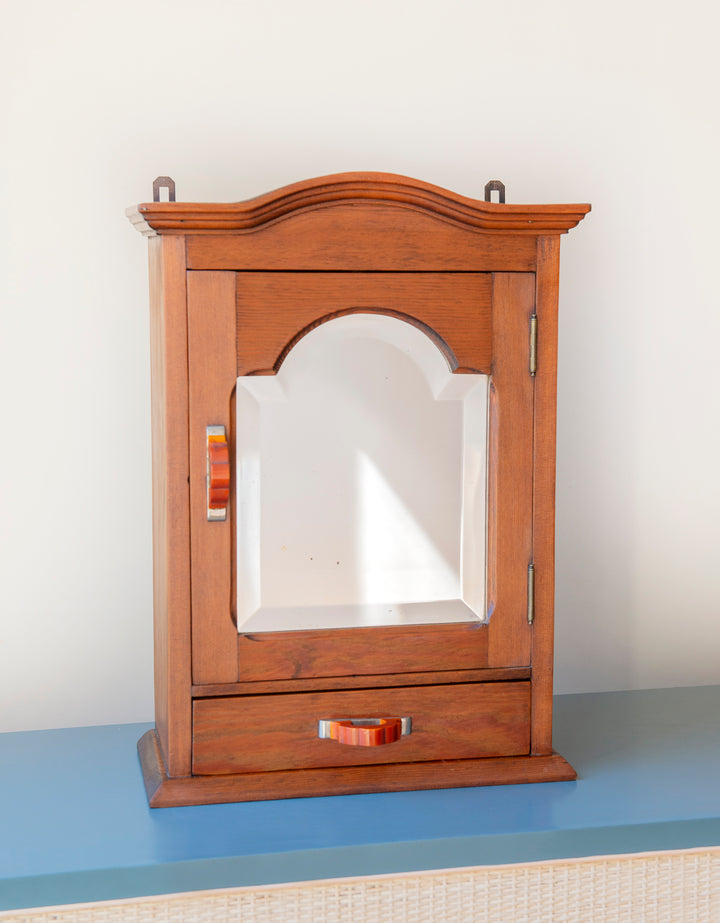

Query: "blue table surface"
(1, 686), (719, 911)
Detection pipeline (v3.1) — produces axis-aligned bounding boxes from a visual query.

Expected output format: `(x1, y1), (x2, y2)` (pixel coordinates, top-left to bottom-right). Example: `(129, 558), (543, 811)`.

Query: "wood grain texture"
(189, 269), (531, 684)
(184, 270), (492, 684)
(531, 237), (562, 754)
(127, 172), (590, 236)
(131, 175), (589, 805)
(147, 236), (192, 778)
(186, 217), (537, 272)
(237, 621), (488, 681)
(487, 273), (535, 667)
(192, 682), (530, 774)
(187, 271), (239, 685)
(235, 273), (492, 375)
(191, 667), (532, 697)
(139, 727), (575, 807)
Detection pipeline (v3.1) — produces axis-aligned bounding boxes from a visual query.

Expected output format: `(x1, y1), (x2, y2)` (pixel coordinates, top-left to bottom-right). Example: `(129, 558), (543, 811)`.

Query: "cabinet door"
(187, 271), (534, 685)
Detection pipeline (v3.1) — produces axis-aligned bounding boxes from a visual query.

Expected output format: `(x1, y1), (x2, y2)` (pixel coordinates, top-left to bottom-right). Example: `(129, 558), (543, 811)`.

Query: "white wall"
(2, 0), (718, 732)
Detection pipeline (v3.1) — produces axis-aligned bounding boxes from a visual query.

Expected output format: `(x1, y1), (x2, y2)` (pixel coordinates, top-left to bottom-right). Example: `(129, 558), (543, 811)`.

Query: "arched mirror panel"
(235, 313), (488, 632)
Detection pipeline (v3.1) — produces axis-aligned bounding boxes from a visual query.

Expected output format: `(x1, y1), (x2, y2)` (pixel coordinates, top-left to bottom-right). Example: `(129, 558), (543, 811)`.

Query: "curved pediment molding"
(127, 172), (590, 236)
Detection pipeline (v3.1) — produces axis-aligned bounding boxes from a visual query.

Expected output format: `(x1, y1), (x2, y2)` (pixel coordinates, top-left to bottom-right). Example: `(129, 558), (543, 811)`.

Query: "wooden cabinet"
(128, 173), (589, 806)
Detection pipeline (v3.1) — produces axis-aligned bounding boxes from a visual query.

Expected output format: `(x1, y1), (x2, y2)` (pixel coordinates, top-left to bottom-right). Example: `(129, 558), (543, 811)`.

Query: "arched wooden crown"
(127, 172), (590, 237)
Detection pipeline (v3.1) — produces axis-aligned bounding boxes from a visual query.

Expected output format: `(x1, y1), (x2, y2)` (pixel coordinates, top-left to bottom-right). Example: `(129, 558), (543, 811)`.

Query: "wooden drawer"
(192, 682), (530, 775)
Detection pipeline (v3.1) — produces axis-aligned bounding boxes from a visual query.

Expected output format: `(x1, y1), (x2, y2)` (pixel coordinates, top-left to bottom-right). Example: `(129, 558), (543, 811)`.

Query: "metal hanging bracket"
(152, 176), (176, 202)
(484, 180), (506, 204)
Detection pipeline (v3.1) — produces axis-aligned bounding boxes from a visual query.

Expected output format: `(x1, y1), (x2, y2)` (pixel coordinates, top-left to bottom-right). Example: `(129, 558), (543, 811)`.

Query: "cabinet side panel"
(187, 271), (239, 685)
(487, 273), (535, 667)
(149, 236), (192, 777)
(531, 237), (561, 754)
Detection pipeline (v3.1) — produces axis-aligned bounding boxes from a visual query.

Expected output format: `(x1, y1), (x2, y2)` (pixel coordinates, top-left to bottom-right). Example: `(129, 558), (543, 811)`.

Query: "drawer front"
(192, 682), (530, 775)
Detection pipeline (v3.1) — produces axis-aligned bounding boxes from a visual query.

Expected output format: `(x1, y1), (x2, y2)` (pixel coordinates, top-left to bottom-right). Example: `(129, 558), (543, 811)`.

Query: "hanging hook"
(484, 180), (506, 204)
(152, 176), (176, 202)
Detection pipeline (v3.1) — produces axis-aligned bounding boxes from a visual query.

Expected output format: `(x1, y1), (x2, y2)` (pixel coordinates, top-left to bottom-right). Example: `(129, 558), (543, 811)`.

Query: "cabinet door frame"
(187, 270), (535, 686)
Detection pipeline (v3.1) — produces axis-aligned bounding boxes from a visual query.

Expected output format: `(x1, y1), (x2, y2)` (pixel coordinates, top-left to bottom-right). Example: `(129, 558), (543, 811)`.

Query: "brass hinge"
(527, 563), (535, 625)
(529, 314), (538, 376)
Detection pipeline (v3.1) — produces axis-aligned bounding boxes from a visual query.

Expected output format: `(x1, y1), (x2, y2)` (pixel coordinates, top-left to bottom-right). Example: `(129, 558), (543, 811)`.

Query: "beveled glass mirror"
(236, 314), (488, 632)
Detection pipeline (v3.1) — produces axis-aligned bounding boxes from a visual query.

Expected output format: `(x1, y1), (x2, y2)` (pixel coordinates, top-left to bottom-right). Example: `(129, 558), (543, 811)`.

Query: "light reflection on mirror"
(236, 314), (488, 632)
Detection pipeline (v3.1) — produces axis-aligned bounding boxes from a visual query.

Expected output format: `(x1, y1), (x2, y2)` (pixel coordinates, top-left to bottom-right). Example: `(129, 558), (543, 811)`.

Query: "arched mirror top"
(262, 308), (464, 379)
(241, 312), (483, 398)
(235, 312), (488, 633)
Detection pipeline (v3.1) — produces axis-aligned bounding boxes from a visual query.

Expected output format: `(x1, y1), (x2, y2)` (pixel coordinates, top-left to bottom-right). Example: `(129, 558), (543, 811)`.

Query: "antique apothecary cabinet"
(127, 173), (589, 806)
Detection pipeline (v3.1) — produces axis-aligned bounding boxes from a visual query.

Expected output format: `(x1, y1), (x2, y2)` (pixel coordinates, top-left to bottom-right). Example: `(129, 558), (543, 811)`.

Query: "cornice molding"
(127, 172), (590, 237)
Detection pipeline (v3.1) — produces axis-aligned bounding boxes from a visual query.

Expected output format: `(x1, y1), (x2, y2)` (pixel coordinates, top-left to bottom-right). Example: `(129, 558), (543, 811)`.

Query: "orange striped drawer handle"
(318, 717), (411, 747)
(207, 425), (229, 521)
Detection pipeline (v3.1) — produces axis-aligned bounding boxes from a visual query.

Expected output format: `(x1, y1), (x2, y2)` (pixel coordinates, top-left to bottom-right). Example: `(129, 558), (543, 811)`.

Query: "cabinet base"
(138, 729), (577, 808)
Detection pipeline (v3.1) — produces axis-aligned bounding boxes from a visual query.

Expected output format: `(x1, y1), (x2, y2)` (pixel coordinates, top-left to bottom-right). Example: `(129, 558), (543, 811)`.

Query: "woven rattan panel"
(3, 848), (718, 923)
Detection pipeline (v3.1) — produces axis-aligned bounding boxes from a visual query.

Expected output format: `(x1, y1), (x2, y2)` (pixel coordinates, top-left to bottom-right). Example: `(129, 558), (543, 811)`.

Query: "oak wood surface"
(186, 218), (538, 272)
(187, 267), (536, 682)
(138, 728), (576, 808)
(530, 237), (562, 754)
(185, 270), (494, 682)
(236, 621), (488, 682)
(186, 271), (239, 685)
(192, 682), (530, 774)
(486, 273), (534, 667)
(148, 236), (193, 778)
(235, 272), (492, 375)
(214, 270), (528, 682)
(191, 666), (532, 697)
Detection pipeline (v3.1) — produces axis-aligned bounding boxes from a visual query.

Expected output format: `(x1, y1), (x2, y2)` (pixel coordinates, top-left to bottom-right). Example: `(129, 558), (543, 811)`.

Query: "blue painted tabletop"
(1, 686), (719, 911)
